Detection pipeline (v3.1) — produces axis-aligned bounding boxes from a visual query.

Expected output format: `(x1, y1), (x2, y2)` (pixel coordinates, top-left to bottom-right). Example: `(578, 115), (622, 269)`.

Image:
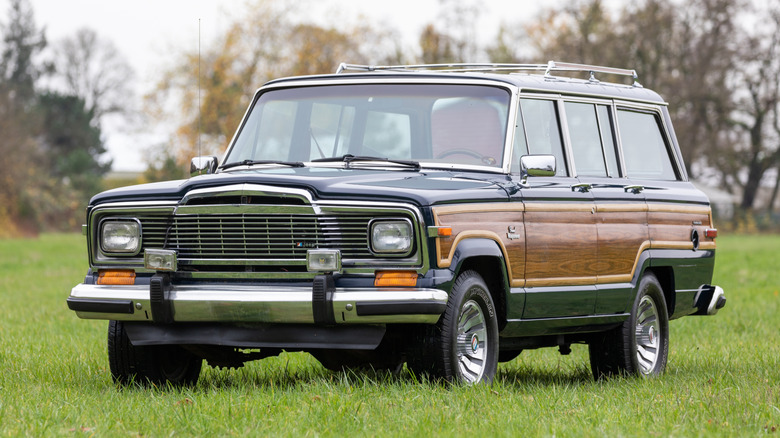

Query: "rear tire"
(589, 272), (669, 379)
(108, 320), (202, 386)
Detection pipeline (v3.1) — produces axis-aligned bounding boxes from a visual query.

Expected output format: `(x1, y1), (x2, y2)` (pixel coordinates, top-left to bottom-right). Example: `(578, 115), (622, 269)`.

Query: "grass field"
(1, 233), (778, 436)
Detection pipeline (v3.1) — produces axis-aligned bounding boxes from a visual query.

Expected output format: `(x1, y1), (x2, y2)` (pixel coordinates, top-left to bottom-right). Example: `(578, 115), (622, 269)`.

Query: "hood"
(89, 167), (512, 207)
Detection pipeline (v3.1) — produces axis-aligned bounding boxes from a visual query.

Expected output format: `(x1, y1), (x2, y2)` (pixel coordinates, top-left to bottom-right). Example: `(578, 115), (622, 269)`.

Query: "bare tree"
(726, 6), (780, 210)
(54, 28), (133, 121)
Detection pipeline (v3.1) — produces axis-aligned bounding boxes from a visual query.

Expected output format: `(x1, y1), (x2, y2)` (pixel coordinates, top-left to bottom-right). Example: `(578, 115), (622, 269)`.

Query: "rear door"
(561, 99), (649, 316)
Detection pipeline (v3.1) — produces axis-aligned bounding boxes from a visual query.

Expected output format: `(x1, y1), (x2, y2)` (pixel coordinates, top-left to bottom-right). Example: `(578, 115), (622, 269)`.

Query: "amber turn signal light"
(96, 270), (136, 285)
(374, 271), (418, 287)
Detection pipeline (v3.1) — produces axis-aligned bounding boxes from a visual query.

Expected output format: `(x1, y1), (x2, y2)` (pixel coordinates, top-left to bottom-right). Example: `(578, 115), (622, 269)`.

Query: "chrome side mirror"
(190, 156), (219, 177)
(519, 154), (556, 186)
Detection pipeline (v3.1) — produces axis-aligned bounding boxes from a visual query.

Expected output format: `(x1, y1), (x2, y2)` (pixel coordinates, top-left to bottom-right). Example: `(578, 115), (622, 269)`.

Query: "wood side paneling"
(432, 206), (524, 286)
(432, 203), (715, 288)
(524, 209), (597, 282)
(648, 209), (715, 250)
(594, 208), (648, 278)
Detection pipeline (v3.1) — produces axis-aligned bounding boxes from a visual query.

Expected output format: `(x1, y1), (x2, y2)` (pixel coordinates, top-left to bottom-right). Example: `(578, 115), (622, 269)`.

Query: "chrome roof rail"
(544, 61), (641, 88)
(335, 60), (642, 87)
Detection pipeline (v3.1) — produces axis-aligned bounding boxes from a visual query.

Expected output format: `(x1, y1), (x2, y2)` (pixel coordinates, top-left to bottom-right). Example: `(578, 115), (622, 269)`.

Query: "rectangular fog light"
(307, 249), (341, 272)
(144, 249), (178, 271)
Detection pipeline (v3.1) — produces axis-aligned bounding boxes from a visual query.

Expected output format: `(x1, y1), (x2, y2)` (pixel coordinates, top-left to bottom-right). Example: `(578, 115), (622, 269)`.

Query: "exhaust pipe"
(694, 285), (726, 316)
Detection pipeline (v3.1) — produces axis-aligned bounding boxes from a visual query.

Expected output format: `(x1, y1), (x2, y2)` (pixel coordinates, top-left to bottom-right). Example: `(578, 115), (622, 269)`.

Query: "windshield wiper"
(219, 159), (305, 170)
(311, 154), (420, 170)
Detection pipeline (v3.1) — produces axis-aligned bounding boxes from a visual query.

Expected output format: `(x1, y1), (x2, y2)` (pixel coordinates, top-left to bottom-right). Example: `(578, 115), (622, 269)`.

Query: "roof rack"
(336, 60), (642, 87)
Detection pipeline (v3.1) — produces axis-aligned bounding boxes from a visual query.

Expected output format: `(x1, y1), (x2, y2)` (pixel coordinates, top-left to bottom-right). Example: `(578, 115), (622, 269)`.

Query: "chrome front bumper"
(67, 283), (448, 324)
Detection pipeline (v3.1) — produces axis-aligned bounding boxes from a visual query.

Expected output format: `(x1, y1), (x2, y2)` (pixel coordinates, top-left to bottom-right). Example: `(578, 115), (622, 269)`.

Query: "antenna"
(198, 18), (202, 159)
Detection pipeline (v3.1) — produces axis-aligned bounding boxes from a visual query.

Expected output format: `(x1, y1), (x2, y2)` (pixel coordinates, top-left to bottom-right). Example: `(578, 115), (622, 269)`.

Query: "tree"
(516, 0), (765, 209)
(435, 0), (481, 62)
(37, 92), (110, 196)
(53, 27), (134, 121)
(145, 0), (384, 164)
(725, 5), (780, 211)
(0, 0), (46, 106)
(524, 0), (617, 67)
(1, 1), (122, 234)
(143, 145), (187, 183)
(418, 0), (483, 64)
(419, 24), (456, 64)
(287, 23), (367, 76)
(0, 0), (47, 235)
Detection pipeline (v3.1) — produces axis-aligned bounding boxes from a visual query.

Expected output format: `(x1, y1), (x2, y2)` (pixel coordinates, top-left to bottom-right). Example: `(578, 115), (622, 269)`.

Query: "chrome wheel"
(411, 270), (498, 384)
(455, 300), (488, 383)
(588, 272), (669, 379)
(635, 295), (661, 375)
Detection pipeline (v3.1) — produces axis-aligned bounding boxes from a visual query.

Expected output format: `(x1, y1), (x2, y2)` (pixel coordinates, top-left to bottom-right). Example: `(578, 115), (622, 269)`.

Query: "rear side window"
(564, 102), (607, 177)
(617, 109), (678, 180)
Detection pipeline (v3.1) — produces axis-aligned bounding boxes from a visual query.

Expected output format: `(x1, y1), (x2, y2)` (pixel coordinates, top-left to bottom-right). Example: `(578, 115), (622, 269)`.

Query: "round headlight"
(371, 220), (413, 254)
(100, 220), (141, 255)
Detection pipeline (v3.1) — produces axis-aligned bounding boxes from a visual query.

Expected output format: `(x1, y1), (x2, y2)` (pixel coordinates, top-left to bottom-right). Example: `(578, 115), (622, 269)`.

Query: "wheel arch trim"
(445, 237), (511, 329)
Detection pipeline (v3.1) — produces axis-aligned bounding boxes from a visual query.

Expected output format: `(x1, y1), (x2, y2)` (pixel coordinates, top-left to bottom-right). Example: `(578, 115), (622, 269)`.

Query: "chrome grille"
(170, 214), (325, 259)
(138, 213), (382, 262)
(137, 214), (170, 252)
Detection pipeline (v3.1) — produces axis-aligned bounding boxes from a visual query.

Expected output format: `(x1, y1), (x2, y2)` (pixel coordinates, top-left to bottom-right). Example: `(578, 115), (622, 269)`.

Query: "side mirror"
(190, 156), (219, 177)
(519, 154), (556, 186)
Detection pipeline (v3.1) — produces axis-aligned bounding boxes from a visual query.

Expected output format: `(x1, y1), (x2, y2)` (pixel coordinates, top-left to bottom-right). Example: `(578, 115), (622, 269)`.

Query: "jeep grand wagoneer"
(67, 61), (726, 385)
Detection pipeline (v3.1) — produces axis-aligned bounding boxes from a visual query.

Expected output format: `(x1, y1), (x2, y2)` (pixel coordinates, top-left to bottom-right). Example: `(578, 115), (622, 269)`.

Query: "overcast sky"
(1, 0), (547, 172)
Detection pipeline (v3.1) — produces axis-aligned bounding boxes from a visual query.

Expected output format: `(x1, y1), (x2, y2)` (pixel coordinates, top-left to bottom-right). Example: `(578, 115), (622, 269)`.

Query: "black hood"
(90, 167), (513, 207)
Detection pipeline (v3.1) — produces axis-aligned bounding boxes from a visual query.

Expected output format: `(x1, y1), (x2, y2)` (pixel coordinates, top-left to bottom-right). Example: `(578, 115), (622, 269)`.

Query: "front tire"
(589, 272), (669, 379)
(108, 320), (202, 386)
(413, 270), (499, 384)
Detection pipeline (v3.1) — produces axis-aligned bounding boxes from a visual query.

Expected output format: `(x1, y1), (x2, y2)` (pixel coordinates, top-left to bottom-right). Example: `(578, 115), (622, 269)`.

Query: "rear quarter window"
(617, 109), (678, 181)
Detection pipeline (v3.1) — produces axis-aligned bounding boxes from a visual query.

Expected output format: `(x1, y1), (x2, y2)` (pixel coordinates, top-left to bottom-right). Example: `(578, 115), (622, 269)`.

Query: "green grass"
(1, 234), (778, 436)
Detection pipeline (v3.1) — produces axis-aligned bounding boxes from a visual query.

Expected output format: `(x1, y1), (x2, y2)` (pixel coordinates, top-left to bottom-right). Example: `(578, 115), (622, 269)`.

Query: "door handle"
(571, 183), (592, 193)
(624, 185), (644, 194)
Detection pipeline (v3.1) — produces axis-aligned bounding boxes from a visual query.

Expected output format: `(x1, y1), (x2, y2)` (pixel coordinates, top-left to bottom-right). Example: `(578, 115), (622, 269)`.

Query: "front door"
(514, 97), (598, 319)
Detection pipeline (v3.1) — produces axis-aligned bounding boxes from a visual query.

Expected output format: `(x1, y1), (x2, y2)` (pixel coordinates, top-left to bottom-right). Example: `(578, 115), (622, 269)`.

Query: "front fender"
(449, 237), (506, 276)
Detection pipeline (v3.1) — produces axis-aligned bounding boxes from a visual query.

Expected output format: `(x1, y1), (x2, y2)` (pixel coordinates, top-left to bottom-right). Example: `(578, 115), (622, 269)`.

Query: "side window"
(597, 105), (620, 177)
(564, 102), (607, 177)
(510, 106), (529, 173)
(519, 99), (568, 176)
(617, 109), (678, 180)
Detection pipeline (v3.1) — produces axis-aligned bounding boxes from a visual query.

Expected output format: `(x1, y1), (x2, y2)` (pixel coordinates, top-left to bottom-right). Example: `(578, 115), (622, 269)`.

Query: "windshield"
(223, 83), (511, 169)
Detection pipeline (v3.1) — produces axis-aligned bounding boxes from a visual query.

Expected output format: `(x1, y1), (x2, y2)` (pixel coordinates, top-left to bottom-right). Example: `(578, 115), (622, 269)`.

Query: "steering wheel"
(436, 148), (496, 165)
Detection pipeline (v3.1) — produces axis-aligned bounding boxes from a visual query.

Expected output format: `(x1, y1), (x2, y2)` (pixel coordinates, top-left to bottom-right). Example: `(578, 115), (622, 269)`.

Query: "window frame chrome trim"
(613, 101), (684, 181)
(220, 77), (520, 176)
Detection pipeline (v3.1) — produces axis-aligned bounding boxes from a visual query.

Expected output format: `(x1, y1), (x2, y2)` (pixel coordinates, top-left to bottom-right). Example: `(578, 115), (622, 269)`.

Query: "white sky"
(1, 0), (548, 171)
